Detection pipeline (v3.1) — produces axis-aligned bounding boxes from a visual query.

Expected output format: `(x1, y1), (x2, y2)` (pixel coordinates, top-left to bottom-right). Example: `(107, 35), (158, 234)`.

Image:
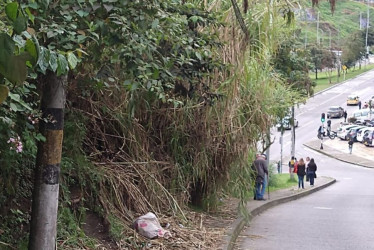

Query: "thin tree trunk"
(29, 71), (66, 250)
(315, 67), (318, 79)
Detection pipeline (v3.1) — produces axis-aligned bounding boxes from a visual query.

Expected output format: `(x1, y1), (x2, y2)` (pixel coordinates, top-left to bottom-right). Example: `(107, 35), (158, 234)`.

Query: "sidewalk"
(304, 138), (374, 168)
(221, 138), (374, 250)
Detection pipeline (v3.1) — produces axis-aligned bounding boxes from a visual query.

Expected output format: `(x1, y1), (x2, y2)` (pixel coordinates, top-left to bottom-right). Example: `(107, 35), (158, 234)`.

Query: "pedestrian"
(343, 110), (347, 122)
(348, 138), (354, 154)
(296, 158), (306, 189)
(358, 100), (362, 109)
(288, 156), (296, 180)
(307, 158), (317, 187)
(260, 154), (268, 199)
(327, 120), (331, 135)
(252, 153), (268, 201)
(305, 157), (310, 182)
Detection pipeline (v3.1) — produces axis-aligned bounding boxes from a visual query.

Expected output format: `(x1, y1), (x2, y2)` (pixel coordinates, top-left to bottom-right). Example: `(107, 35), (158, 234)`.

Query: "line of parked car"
(336, 123), (374, 147)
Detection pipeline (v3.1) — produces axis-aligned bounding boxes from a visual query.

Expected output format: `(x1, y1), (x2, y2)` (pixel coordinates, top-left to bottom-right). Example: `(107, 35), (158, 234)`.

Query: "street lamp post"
(366, 0), (370, 63)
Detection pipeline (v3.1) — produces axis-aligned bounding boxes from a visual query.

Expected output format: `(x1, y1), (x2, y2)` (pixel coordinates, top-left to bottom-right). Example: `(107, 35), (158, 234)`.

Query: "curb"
(223, 178), (336, 250)
(303, 142), (374, 169)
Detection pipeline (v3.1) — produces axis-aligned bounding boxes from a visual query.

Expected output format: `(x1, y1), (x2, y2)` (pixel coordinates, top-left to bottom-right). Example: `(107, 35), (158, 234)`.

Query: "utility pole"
(291, 106), (295, 158)
(366, 1), (370, 62)
(360, 12), (362, 30)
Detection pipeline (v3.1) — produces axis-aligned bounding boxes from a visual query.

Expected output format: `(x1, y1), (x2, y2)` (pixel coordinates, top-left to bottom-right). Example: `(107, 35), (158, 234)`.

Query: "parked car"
(366, 118), (374, 127)
(326, 106), (344, 118)
(357, 127), (374, 142)
(353, 109), (374, 124)
(363, 130), (374, 147)
(346, 95), (360, 105)
(337, 125), (362, 140)
(346, 126), (368, 142)
(276, 116), (299, 131)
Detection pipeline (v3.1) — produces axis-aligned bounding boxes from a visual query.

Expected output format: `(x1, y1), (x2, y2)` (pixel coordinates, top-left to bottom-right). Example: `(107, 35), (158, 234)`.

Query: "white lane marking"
(314, 207), (333, 210)
(300, 120), (313, 127)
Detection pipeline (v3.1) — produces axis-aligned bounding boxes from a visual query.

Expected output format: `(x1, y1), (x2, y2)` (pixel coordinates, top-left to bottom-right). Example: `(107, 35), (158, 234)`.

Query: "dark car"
(363, 130), (374, 147)
(327, 106), (344, 118)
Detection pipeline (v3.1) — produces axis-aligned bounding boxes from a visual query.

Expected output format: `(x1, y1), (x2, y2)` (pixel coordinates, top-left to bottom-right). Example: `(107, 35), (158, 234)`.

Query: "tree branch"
(230, 0), (250, 38)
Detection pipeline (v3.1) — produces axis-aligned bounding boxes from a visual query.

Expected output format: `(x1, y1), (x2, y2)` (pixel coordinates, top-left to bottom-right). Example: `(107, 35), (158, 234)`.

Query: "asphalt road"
(238, 70), (374, 249)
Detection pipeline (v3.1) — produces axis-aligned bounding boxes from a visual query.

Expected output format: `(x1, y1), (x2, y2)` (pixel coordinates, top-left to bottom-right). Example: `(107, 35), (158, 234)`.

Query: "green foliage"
(273, 34), (315, 97)
(342, 31), (366, 68)
(57, 207), (97, 249)
(108, 214), (125, 242)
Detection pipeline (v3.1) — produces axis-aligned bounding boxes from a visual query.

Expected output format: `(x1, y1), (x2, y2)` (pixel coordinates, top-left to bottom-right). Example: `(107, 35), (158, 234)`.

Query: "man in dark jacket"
(252, 154), (268, 201)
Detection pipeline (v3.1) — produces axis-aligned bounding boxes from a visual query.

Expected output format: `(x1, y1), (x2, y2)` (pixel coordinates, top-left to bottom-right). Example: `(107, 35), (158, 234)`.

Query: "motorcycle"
(317, 128), (336, 140)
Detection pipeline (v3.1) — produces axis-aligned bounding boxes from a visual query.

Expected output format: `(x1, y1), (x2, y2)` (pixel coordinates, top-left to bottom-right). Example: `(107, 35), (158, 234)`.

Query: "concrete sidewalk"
(221, 176), (335, 250)
(221, 138), (374, 250)
(304, 138), (374, 168)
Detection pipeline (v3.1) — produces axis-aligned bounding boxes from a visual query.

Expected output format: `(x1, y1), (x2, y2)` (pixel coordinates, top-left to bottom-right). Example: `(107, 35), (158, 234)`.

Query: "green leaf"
(0, 85), (9, 103)
(38, 47), (50, 74)
(5, 2), (18, 22)
(189, 16), (199, 24)
(25, 39), (38, 66)
(35, 133), (46, 142)
(67, 52), (78, 69)
(195, 52), (202, 60)
(57, 54), (68, 76)
(10, 102), (18, 111)
(152, 19), (159, 29)
(0, 53), (31, 85)
(25, 8), (35, 24)
(49, 52), (58, 72)
(0, 33), (15, 63)
(13, 16), (28, 35)
(8, 92), (20, 102)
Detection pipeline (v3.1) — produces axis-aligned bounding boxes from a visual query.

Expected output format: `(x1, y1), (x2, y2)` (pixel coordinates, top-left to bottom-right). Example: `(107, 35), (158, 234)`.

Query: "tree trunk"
(29, 71), (66, 250)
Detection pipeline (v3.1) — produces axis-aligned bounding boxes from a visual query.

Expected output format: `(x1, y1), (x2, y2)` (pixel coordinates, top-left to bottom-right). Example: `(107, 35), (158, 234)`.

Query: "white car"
(276, 116), (299, 131)
(351, 109), (374, 123)
(357, 127), (374, 142)
(337, 125), (362, 140)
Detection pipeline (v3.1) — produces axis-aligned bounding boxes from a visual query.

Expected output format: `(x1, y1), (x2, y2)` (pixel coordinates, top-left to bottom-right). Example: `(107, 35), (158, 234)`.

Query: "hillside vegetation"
(299, 0), (373, 50)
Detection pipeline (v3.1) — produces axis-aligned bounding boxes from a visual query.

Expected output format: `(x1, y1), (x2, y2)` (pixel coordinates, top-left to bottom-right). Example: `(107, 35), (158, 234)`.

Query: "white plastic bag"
(133, 212), (172, 239)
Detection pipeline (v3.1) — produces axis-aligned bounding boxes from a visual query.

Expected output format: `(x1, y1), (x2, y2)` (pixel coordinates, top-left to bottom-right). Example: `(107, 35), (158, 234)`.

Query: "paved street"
(226, 70), (374, 250)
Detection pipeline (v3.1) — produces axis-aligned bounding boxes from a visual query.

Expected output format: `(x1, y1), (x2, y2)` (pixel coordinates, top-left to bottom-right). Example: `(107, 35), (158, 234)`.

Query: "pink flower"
(7, 136), (23, 153)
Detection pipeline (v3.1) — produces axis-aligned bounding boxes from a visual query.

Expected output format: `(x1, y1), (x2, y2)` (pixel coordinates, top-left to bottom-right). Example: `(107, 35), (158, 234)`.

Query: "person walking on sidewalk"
(288, 156), (296, 180)
(296, 158), (306, 189)
(348, 138), (354, 154)
(305, 156), (310, 182)
(252, 154), (268, 201)
(343, 110), (348, 122)
(358, 100), (362, 110)
(260, 154), (268, 199)
(307, 158), (317, 187)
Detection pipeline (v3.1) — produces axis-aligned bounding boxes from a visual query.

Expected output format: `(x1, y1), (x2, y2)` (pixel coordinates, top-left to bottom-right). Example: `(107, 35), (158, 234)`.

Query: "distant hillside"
(296, 0), (374, 50)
